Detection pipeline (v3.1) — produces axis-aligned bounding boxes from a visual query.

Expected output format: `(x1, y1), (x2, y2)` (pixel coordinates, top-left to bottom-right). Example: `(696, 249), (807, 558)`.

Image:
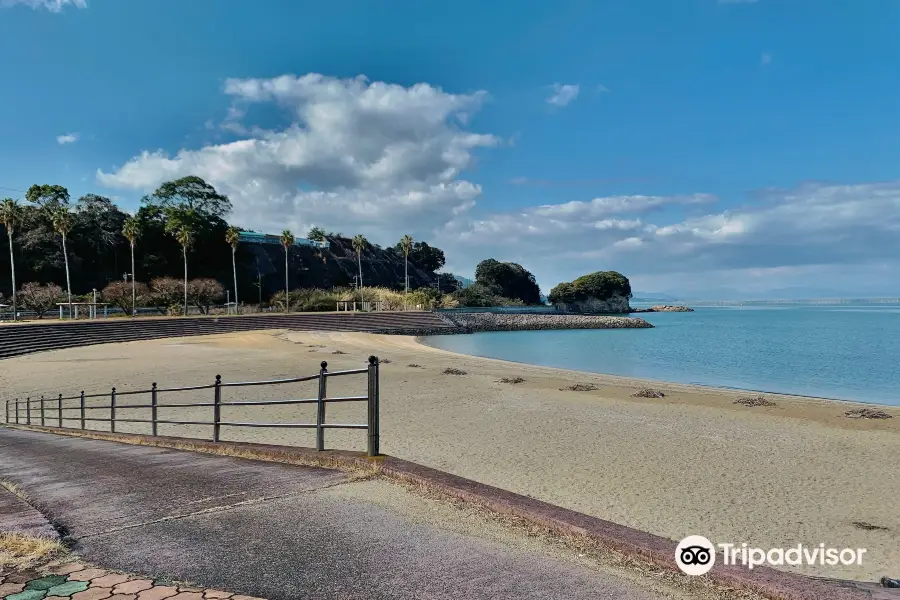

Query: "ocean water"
(422, 305), (900, 406)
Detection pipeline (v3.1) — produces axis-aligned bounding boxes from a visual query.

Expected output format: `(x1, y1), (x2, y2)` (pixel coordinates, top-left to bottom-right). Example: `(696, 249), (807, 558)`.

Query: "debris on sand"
(735, 396), (776, 407)
(844, 407), (893, 419)
(407, 364), (422, 368)
(499, 377), (525, 385)
(331, 350), (346, 354)
(561, 383), (598, 392)
(443, 368), (467, 376)
(851, 521), (890, 531)
(632, 388), (666, 398)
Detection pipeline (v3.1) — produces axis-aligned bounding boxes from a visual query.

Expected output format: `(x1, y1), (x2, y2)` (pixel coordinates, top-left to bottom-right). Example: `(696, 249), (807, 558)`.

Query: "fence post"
(213, 375), (221, 442)
(151, 383), (158, 436)
(26, 397), (30, 425)
(367, 356), (380, 457)
(40, 395), (45, 426)
(4, 400), (7, 424)
(316, 361), (328, 451)
(58, 394), (63, 428)
(15, 399), (19, 424)
(110, 387), (116, 433)
(80, 391), (85, 430)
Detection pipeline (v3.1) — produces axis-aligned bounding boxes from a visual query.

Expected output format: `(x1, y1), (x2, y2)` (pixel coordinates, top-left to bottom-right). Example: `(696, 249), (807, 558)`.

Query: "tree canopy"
(143, 176), (232, 218)
(474, 259), (541, 305)
(399, 240), (445, 272)
(25, 184), (70, 213)
(548, 271), (632, 305)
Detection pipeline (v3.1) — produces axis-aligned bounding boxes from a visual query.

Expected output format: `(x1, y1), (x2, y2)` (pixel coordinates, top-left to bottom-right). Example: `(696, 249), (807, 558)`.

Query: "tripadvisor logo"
(675, 535), (868, 576)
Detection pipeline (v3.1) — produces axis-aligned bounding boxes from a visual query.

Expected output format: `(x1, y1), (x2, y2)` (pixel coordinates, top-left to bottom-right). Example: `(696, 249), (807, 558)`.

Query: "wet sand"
(2, 329), (898, 581)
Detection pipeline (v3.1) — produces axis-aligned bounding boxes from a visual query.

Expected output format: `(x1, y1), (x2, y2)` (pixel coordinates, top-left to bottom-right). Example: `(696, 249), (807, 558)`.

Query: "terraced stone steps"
(0, 312), (453, 359)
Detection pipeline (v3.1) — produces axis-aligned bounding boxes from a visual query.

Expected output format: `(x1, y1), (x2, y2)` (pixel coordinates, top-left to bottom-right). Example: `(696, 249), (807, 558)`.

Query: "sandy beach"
(2, 328), (898, 581)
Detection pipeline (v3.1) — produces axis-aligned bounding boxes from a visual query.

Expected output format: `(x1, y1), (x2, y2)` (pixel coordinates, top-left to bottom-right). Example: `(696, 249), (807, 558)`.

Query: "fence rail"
(5, 357), (381, 457)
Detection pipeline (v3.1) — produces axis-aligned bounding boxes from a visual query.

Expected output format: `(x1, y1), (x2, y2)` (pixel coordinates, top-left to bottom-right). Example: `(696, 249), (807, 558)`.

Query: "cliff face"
(237, 237), (436, 298)
(554, 294), (632, 314)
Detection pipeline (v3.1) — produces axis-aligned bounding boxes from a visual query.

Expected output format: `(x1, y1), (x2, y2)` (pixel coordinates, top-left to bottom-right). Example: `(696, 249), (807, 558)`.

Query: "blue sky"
(1, 0), (898, 298)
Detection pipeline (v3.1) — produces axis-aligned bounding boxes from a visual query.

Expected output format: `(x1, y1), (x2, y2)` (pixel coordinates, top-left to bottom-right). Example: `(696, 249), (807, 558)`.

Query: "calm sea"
(422, 304), (900, 406)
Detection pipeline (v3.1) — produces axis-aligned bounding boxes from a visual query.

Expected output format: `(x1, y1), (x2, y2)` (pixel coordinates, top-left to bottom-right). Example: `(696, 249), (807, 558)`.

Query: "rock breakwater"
(374, 312), (653, 335)
(631, 305), (695, 313)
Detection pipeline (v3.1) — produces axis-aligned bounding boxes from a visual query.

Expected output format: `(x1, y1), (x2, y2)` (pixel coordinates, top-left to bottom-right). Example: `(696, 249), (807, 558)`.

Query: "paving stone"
(26, 576), (69, 591)
(107, 595), (136, 600)
(45, 596), (72, 599)
(168, 594), (204, 600)
(0, 582), (26, 596)
(4, 572), (40, 585)
(135, 587), (179, 600)
(45, 581), (90, 597)
(6, 589), (49, 600)
(71, 587), (113, 600)
(68, 570), (108, 583)
(111, 582), (153, 596)
(89, 575), (130, 589)
(49, 564), (85, 576)
(202, 591), (232, 599)
(230, 596), (266, 600)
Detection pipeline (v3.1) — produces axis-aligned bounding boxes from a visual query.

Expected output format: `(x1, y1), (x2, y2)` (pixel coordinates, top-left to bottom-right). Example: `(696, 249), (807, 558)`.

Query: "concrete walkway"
(0, 428), (675, 600)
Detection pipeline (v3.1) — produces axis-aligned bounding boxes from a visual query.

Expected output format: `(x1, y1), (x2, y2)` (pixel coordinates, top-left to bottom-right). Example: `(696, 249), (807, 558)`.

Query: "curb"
(4, 425), (876, 600)
(0, 483), (60, 541)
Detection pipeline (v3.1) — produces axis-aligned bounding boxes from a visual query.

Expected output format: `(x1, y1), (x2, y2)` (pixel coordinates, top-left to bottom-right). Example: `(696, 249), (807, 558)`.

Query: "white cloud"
(98, 73), (498, 241)
(1, 0), (86, 11)
(56, 133), (78, 145)
(438, 181), (900, 293)
(546, 84), (580, 107)
(761, 52), (772, 66)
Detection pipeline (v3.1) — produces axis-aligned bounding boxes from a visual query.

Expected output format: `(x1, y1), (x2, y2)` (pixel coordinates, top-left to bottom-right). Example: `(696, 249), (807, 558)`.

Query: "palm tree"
(400, 234), (413, 293)
(279, 230), (295, 313)
(352, 234), (367, 290)
(0, 198), (23, 321)
(164, 208), (195, 316)
(225, 226), (241, 314)
(122, 216), (141, 317)
(51, 207), (74, 317)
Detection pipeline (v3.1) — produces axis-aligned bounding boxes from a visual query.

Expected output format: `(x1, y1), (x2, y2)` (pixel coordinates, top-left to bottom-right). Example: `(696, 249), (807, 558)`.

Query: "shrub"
(149, 277), (184, 314)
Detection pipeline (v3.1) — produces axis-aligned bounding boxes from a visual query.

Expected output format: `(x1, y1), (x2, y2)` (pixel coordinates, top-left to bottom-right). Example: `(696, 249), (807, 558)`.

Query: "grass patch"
(0, 533), (66, 570)
(735, 396), (776, 407)
(498, 377), (525, 385)
(561, 383), (598, 392)
(844, 407), (893, 419)
(442, 368), (467, 376)
(632, 388), (665, 398)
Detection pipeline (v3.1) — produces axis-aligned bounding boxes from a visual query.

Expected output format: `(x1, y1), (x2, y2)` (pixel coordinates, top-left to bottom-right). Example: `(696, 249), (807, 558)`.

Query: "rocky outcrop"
(631, 305), (695, 313)
(553, 294), (632, 314)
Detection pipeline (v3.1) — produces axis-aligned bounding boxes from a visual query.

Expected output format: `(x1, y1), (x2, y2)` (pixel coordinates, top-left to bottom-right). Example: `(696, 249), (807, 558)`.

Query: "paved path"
(0, 428), (673, 600)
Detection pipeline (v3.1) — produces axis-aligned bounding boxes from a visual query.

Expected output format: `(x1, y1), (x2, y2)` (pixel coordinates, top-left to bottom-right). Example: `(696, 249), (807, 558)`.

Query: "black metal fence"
(4, 356), (381, 457)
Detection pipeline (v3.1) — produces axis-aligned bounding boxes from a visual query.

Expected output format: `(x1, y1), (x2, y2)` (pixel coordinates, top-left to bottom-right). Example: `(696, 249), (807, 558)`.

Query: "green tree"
(474, 259), (541, 305)
(279, 229), (295, 313)
(122, 216), (142, 316)
(352, 234), (367, 289)
(225, 226), (241, 311)
(398, 240), (445, 273)
(0, 198), (23, 320)
(399, 234), (413, 293)
(25, 184), (70, 213)
(51, 206), (74, 316)
(164, 208), (196, 316)
(144, 176), (232, 218)
(307, 226), (326, 242)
